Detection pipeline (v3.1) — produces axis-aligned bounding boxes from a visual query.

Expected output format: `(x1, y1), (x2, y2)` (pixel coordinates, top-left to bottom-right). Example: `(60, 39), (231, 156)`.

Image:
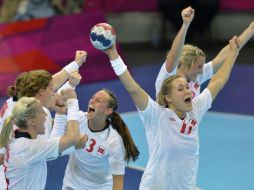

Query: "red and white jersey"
(0, 98), (15, 190)
(4, 136), (60, 190)
(155, 61), (213, 98)
(0, 98), (53, 189)
(0, 98), (16, 131)
(138, 89), (212, 190)
(0, 98), (53, 139)
(62, 111), (126, 190)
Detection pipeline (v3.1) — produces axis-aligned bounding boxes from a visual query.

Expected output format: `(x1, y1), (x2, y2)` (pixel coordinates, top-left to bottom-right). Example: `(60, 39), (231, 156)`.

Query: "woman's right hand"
(75, 135), (88, 149)
(103, 43), (119, 61)
(181, 6), (194, 26)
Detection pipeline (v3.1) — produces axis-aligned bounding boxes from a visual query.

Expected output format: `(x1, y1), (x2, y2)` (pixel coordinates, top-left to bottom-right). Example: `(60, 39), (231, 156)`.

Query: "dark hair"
(7, 86), (18, 101)
(103, 88), (140, 162)
(7, 72), (30, 101)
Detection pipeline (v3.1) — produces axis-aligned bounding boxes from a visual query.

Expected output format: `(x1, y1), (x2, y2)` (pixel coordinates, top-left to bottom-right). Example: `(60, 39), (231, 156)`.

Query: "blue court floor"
(122, 111), (254, 190)
(0, 63), (253, 189)
(46, 111), (254, 190)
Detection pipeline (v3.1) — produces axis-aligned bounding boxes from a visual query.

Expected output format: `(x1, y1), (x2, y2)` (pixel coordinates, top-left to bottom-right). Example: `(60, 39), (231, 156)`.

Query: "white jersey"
(0, 98), (53, 139)
(155, 61), (213, 98)
(4, 135), (60, 190)
(62, 111), (126, 190)
(0, 98), (53, 189)
(0, 98), (16, 190)
(138, 89), (212, 190)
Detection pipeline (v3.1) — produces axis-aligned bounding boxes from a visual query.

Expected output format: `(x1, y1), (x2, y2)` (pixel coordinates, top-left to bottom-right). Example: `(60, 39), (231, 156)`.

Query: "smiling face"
(86, 90), (113, 120)
(33, 101), (47, 135)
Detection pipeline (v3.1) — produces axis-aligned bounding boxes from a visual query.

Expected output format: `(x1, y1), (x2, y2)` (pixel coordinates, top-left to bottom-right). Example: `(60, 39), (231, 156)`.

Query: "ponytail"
(102, 88), (139, 162)
(7, 85), (18, 101)
(109, 112), (139, 162)
(0, 116), (14, 147)
(0, 97), (39, 147)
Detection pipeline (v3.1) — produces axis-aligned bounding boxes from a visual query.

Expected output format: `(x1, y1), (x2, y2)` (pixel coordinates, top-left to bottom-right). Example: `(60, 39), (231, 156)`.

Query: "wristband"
(66, 99), (79, 121)
(110, 56), (127, 76)
(63, 61), (79, 74)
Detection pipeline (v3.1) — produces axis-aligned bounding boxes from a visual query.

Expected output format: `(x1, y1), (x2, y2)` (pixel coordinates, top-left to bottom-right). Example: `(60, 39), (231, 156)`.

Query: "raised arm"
(165, 6), (194, 72)
(58, 89), (80, 153)
(51, 71), (87, 153)
(212, 21), (254, 72)
(104, 44), (149, 111)
(207, 36), (240, 101)
(52, 50), (87, 90)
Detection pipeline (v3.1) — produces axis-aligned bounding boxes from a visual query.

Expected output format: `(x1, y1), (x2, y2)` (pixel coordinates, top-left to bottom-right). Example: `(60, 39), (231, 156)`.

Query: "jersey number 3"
(86, 139), (96, 152)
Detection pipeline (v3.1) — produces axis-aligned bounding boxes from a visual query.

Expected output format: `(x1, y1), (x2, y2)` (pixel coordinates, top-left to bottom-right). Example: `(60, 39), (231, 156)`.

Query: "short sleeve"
(192, 88), (212, 122)
(155, 62), (177, 97)
(137, 96), (163, 131)
(108, 138), (126, 175)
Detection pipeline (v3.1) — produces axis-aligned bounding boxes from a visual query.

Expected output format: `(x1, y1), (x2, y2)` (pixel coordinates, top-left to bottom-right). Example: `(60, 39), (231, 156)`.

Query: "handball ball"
(90, 23), (116, 50)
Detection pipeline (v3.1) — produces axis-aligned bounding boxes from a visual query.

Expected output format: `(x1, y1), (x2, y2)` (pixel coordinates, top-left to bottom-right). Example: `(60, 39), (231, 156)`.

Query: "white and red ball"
(90, 23), (116, 50)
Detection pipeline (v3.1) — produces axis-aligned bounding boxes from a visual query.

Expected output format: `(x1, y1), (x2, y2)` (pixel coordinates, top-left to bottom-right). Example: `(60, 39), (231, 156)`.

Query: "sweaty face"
(86, 91), (112, 120)
(185, 56), (205, 82)
(167, 77), (193, 117)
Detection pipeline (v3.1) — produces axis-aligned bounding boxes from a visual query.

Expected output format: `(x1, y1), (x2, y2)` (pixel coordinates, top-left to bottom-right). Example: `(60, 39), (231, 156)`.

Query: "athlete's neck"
(88, 119), (109, 132)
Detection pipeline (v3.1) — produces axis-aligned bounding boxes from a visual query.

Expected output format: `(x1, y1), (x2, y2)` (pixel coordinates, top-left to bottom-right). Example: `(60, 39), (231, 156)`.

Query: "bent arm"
(208, 37), (240, 100)
(58, 97), (80, 153)
(53, 51), (87, 90)
(212, 21), (254, 73)
(58, 120), (79, 153)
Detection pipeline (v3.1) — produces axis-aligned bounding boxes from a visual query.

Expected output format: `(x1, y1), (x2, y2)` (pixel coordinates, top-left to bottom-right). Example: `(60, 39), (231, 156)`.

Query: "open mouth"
(88, 106), (95, 113)
(184, 97), (192, 104)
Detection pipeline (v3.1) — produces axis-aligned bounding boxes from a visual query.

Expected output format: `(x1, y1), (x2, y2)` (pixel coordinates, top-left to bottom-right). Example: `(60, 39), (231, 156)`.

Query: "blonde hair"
(156, 75), (184, 107)
(0, 97), (39, 147)
(178, 44), (206, 69)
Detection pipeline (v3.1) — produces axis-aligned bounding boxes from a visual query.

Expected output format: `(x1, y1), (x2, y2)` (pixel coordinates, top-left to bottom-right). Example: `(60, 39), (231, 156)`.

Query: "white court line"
(122, 110), (254, 172)
(127, 165), (145, 171)
(121, 110), (254, 120)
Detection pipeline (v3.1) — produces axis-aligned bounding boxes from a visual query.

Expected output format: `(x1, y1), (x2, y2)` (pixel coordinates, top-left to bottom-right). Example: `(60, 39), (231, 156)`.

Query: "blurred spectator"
(0, 0), (84, 24)
(159, 0), (219, 43)
(0, 0), (20, 23)
(0, 0), (57, 23)
(14, 0), (56, 21)
(51, 0), (84, 15)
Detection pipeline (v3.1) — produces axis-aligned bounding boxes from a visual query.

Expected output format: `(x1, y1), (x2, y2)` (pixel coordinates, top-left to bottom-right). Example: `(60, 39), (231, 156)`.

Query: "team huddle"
(0, 6), (254, 190)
